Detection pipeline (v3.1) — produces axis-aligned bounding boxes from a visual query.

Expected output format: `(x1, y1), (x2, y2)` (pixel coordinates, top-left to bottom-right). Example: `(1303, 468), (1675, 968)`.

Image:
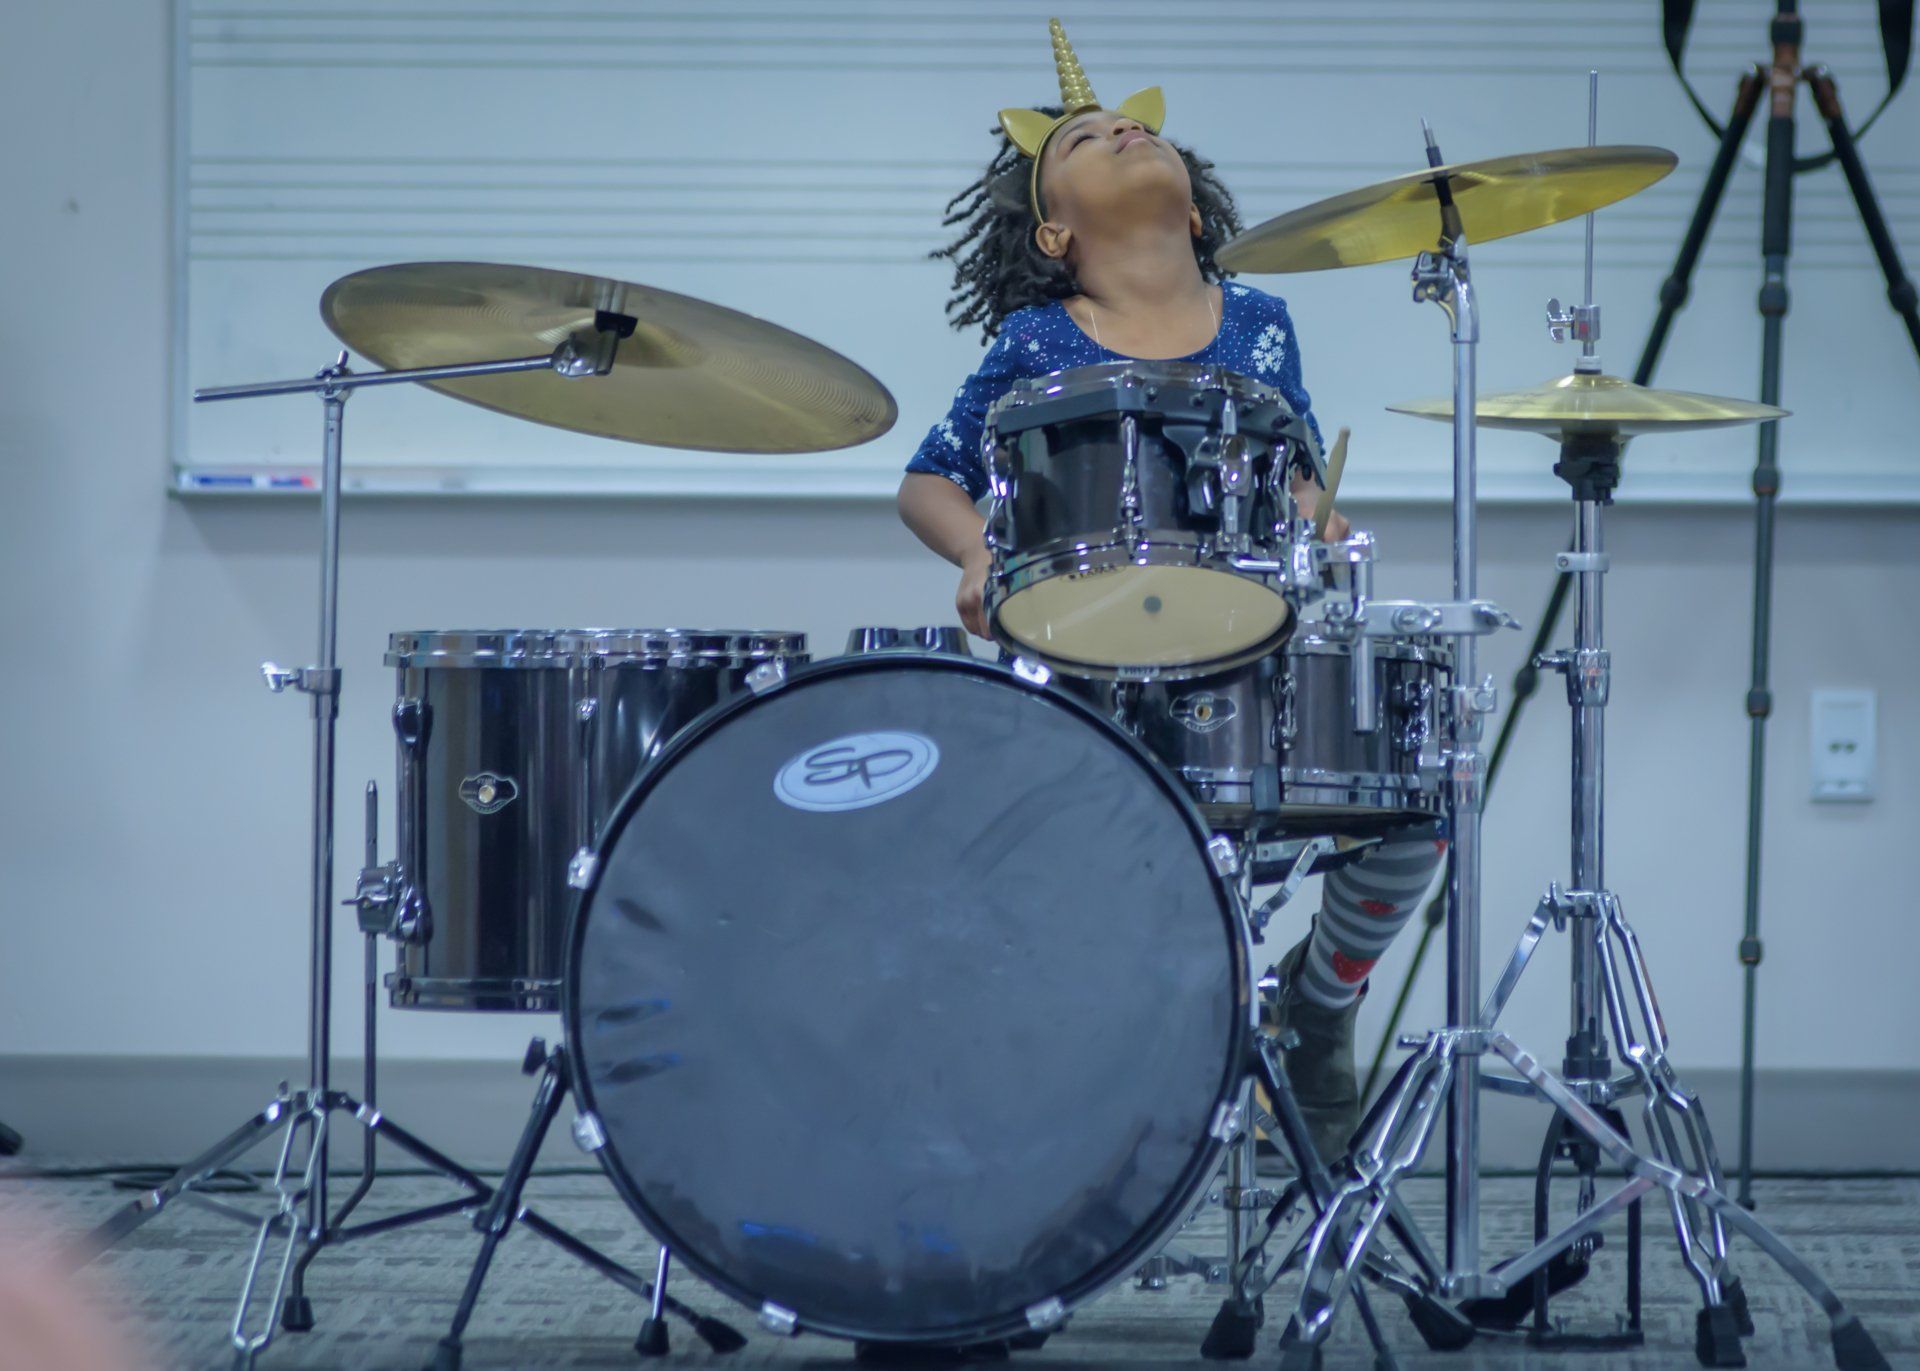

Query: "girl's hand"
(1293, 482), (1351, 542)
(957, 547), (992, 638)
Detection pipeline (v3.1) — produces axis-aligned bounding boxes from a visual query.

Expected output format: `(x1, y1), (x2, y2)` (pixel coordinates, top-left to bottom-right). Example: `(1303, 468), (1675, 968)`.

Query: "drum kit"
(72, 105), (1891, 1371)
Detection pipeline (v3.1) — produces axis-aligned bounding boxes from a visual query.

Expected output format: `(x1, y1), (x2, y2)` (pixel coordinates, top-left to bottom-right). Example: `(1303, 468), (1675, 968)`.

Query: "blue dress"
(905, 282), (1321, 501)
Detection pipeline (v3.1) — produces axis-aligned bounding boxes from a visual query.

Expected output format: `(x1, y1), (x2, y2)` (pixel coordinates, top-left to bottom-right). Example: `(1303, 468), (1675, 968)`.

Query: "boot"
(1265, 932), (1363, 1166)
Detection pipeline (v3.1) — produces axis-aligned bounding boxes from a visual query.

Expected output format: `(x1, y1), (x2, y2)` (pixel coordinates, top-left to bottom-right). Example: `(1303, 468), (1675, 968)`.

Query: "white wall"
(3, 2), (1917, 1085)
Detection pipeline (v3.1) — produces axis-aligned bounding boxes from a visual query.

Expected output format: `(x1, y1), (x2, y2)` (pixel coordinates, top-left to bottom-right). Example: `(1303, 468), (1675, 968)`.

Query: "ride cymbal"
(320, 261), (897, 453)
(1387, 371), (1788, 437)
(1217, 146), (1679, 274)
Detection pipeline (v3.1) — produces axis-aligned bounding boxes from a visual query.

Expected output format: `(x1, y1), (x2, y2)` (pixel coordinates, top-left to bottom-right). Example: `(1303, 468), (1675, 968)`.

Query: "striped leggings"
(1294, 822), (1449, 1010)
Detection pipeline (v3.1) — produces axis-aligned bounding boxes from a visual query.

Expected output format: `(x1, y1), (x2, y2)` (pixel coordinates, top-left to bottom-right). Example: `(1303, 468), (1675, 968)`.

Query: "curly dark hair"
(932, 109), (1243, 342)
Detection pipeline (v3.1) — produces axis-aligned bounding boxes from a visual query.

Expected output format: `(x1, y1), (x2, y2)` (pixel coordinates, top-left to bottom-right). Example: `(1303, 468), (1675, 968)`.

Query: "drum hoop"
(384, 628), (809, 669)
(562, 650), (1253, 1344)
(993, 533), (1285, 580)
(987, 361), (1299, 435)
(1286, 633), (1455, 667)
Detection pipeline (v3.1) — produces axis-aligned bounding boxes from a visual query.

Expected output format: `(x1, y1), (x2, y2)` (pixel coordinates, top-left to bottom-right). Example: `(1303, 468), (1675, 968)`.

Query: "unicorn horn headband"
(998, 18), (1165, 223)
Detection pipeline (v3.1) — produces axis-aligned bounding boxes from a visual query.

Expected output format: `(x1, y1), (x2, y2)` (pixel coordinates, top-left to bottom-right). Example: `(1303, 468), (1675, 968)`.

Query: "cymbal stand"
(71, 319), (733, 1369)
(1265, 127), (1891, 1371)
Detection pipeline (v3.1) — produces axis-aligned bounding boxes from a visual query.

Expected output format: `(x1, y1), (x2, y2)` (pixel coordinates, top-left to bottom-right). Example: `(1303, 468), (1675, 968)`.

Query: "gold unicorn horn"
(1050, 18), (1099, 113)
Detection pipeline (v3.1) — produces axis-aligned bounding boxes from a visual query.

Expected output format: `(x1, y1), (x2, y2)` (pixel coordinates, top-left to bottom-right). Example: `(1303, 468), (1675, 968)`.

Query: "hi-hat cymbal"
(320, 262), (897, 453)
(1387, 371), (1789, 437)
(1217, 146), (1679, 274)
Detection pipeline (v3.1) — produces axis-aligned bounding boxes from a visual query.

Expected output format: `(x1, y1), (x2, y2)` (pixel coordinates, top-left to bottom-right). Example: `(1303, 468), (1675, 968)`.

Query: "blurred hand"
(956, 547), (991, 639)
(0, 1228), (145, 1371)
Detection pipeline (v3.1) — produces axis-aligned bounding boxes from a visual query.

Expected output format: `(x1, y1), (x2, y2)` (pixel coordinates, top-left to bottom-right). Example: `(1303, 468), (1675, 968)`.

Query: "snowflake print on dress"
(934, 418), (962, 450)
(1249, 322), (1289, 376)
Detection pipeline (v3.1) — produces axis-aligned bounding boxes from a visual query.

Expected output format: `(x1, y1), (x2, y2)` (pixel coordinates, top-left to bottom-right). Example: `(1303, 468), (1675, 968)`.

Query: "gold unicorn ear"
(1116, 87), (1165, 135)
(998, 107), (1059, 159)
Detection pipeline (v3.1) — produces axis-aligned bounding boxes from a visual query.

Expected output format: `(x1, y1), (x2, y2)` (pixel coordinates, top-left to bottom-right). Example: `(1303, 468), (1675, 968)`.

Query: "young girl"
(894, 20), (1442, 1166)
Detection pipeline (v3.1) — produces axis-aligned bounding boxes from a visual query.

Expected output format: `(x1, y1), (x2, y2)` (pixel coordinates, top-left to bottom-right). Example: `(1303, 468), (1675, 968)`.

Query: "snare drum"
(1057, 631), (1449, 836)
(983, 362), (1319, 681)
(382, 628), (808, 1011)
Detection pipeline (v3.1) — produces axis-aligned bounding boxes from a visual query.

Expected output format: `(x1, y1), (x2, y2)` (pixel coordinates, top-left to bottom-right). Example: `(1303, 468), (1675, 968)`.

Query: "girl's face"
(1037, 109), (1194, 230)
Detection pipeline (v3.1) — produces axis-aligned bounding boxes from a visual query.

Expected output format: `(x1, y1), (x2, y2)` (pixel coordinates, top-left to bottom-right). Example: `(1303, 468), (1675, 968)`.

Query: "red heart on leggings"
(1360, 898), (1397, 916)
(1331, 951), (1376, 984)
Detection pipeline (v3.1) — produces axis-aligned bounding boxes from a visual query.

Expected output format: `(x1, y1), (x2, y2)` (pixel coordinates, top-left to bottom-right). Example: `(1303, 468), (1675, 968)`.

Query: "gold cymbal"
(1217, 146), (1679, 274)
(320, 261), (897, 453)
(1387, 371), (1789, 437)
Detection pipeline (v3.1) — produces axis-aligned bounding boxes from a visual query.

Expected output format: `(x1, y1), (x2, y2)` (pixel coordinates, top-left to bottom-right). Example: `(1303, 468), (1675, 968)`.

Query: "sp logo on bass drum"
(1172, 693), (1237, 735)
(774, 732), (940, 813)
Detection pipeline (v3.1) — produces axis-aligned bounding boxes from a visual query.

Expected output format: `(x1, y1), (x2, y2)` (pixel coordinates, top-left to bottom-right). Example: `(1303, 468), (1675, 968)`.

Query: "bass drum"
(565, 653), (1250, 1344)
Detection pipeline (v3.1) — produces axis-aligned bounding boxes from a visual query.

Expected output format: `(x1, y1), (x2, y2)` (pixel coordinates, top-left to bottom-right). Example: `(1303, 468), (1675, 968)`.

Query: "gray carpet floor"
(2, 1167), (1915, 1370)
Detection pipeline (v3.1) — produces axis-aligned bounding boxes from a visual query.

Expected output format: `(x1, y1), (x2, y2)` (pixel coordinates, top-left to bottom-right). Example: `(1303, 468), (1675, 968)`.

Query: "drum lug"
(571, 1111), (607, 1153)
(757, 1303), (799, 1337)
(1271, 670), (1299, 749)
(1120, 414), (1145, 527)
(1010, 657), (1053, 689)
(1024, 1296), (1067, 1332)
(1208, 1098), (1246, 1142)
(746, 659), (788, 695)
(1206, 834), (1241, 878)
(566, 848), (599, 890)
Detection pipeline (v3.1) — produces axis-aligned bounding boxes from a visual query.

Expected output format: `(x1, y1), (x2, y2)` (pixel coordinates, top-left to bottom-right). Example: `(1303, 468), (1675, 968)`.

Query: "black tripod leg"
(1635, 68), (1766, 386)
(1807, 68), (1920, 361)
(426, 1045), (571, 1371)
(1732, 33), (1804, 1212)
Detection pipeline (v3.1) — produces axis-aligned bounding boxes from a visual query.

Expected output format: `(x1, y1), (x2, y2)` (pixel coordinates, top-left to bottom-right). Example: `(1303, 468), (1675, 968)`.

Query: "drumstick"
(1314, 426), (1351, 541)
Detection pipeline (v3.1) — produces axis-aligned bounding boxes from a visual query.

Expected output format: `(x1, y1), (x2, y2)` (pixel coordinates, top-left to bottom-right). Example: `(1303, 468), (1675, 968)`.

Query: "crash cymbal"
(320, 262), (897, 453)
(1217, 146), (1678, 274)
(1387, 371), (1788, 437)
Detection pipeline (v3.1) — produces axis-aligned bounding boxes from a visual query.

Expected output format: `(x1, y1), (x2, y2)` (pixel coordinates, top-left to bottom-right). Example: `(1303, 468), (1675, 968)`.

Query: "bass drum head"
(566, 654), (1247, 1343)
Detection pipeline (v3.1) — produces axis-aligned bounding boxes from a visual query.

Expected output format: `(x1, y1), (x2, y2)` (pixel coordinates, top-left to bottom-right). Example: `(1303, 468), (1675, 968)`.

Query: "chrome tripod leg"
(228, 1094), (327, 1369)
(71, 1094), (302, 1264)
(1590, 900), (1737, 1318)
(1246, 1039), (1425, 1370)
(1491, 1032), (1890, 1371)
(1481, 892), (1557, 1030)
(1278, 1035), (1455, 1353)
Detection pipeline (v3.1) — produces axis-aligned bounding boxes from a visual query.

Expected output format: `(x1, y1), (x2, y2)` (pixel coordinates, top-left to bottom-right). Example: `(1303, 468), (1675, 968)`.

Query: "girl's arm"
(897, 473), (992, 636)
(897, 472), (986, 567)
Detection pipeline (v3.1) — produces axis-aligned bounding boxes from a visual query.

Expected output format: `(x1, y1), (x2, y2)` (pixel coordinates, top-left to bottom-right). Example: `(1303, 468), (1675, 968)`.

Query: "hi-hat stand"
(72, 324), (737, 1370)
(1259, 126), (1891, 1371)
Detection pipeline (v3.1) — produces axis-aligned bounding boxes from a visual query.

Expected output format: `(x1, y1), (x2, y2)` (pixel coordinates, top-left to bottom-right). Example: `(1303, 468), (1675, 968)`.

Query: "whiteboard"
(174, 0), (1920, 503)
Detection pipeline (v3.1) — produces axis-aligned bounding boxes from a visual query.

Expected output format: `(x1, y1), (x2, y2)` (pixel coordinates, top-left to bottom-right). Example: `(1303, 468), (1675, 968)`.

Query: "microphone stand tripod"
(72, 323), (738, 1369)
(1634, 0), (1920, 1208)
